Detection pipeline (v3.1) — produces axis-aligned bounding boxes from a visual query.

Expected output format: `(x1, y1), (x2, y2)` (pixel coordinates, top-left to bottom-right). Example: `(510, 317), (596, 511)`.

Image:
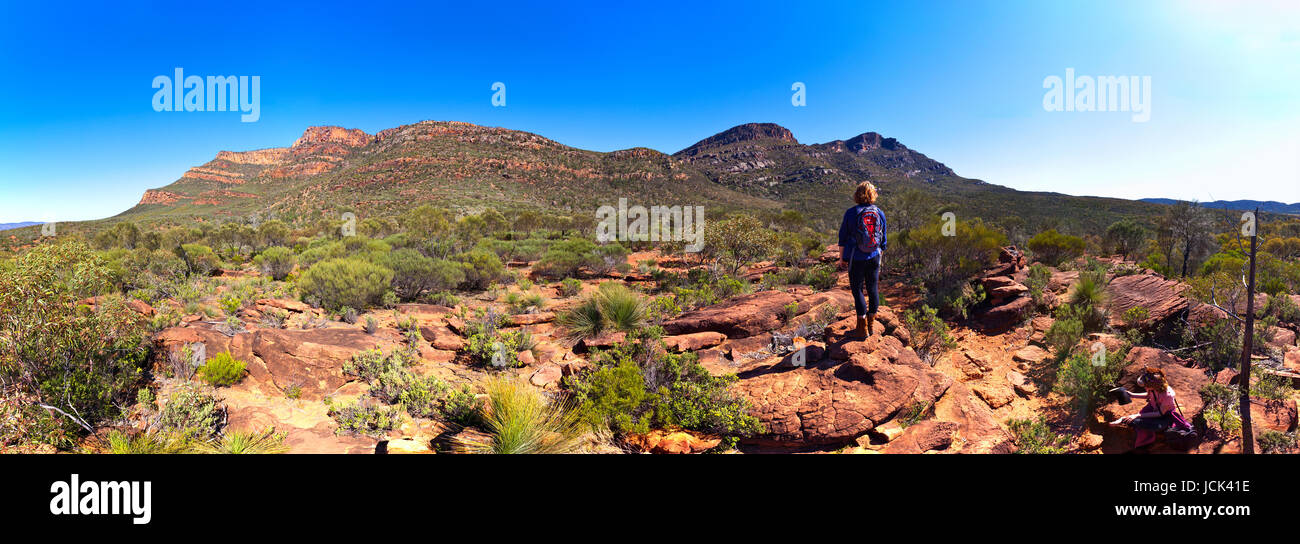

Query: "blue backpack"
(854, 205), (884, 254)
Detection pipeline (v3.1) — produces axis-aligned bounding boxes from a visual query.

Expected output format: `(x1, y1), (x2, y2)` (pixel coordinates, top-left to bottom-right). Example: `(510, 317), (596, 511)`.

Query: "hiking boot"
(866, 312), (876, 335)
(850, 316), (869, 339)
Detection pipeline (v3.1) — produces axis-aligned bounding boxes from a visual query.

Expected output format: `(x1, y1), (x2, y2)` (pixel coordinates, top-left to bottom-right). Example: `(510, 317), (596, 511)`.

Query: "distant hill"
(4, 120), (1170, 244)
(0, 222), (40, 231)
(1139, 198), (1300, 215)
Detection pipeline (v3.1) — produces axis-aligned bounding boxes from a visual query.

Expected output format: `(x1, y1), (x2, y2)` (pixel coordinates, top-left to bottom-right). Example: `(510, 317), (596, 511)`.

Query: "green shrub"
(1045, 308), (1085, 359)
(299, 257), (395, 311)
(1181, 318), (1242, 371)
(903, 305), (957, 365)
(157, 384), (224, 440)
(503, 290), (546, 314)
(706, 215), (776, 275)
(534, 238), (598, 279)
(896, 217), (1005, 309)
(1008, 417), (1069, 454)
(251, 246), (294, 281)
(383, 248), (465, 301)
(1252, 370), (1294, 401)
(1258, 430), (1297, 454)
(454, 249), (506, 290)
(0, 241), (151, 440)
(465, 329), (534, 368)
(180, 243), (220, 277)
(329, 400), (402, 438)
(558, 277), (583, 297)
(566, 329), (763, 448)
(1027, 229), (1085, 266)
(1054, 348), (1125, 416)
(198, 351), (247, 387)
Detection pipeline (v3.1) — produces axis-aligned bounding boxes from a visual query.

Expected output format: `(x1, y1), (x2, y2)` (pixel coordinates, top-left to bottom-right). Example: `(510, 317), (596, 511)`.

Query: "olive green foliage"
(903, 305), (957, 365)
(1199, 383), (1241, 437)
(1055, 347), (1126, 416)
(457, 378), (584, 454)
(1044, 308), (1085, 359)
(1027, 229), (1086, 266)
(1104, 219), (1147, 261)
(382, 248), (465, 301)
(157, 383), (225, 440)
(0, 241), (151, 440)
(566, 329), (763, 448)
(254, 246), (297, 280)
(706, 215), (776, 275)
(198, 351), (247, 387)
(329, 400), (402, 438)
(453, 248), (506, 289)
(180, 243), (220, 277)
(1258, 430), (1297, 454)
(1180, 318), (1242, 371)
(1024, 263), (1052, 309)
(895, 217), (1006, 313)
(558, 277), (584, 297)
(1007, 417), (1070, 454)
(299, 257), (395, 310)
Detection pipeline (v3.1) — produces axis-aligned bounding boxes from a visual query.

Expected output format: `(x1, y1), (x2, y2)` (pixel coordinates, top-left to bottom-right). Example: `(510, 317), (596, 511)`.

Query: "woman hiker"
(1108, 367), (1195, 451)
(837, 181), (887, 339)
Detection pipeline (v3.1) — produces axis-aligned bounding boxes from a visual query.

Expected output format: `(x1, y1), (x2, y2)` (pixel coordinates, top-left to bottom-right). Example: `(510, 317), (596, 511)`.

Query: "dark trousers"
(848, 255), (881, 317)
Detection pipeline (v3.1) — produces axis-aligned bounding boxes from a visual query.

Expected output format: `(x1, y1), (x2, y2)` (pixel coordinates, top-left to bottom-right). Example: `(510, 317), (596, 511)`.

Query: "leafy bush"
(454, 249), (506, 290)
(566, 329), (763, 448)
(1027, 229), (1085, 267)
(503, 290), (546, 314)
(706, 215), (776, 275)
(558, 277), (583, 297)
(456, 378), (583, 454)
(1252, 371), (1294, 401)
(1054, 347), (1125, 416)
(1258, 430), (1297, 454)
(1181, 318), (1242, 371)
(157, 384), (225, 440)
(1007, 417), (1069, 454)
(1025, 263), (1052, 308)
(465, 329), (534, 368)
(299, 257), (395, 311)
(198, 351), (247, 387)
(254, 246), (297, 280)
(1045, 305), (1087, 358)
(902, 305), (957, 366)
(1200, 383), (1241, 437)
(895, 217), (1005, 310)
(383, 248), (465, 301)
(329, 400), (402, 438)
(180, 243), (220, 277)
(0, 241), (151, 439)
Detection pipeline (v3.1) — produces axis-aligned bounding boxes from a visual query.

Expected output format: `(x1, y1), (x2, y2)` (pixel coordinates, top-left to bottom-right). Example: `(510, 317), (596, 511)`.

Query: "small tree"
(1105, 219), (1147, 261)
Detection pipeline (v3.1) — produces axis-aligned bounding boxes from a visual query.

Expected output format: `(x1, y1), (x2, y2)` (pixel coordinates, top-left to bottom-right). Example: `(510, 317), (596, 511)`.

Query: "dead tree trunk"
(1238, 208), (1258, 454)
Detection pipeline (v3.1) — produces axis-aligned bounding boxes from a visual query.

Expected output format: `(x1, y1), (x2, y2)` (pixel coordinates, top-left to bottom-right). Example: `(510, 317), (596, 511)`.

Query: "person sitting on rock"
(1108, 367), (1194, 450)
(837, 181), (887, 339)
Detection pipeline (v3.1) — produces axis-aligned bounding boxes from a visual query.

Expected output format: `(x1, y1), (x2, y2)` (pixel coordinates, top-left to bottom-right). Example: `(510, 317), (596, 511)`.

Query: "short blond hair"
(853, 182), (878, 205)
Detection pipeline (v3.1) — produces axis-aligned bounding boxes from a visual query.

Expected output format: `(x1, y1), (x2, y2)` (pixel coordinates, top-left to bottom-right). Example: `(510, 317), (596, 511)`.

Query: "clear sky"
(1, 0), (1297, 223)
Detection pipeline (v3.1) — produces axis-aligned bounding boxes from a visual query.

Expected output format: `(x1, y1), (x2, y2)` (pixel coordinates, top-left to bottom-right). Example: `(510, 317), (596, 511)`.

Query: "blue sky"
(1, 0), (1297, 222)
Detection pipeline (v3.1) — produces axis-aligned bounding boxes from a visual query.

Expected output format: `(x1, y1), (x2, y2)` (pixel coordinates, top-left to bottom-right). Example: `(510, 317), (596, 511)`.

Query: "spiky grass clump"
(105, 430), (191, 454)
(458, 378), (583, 454)
(193, 428), (290, 454)
(558, 282), (646, 342)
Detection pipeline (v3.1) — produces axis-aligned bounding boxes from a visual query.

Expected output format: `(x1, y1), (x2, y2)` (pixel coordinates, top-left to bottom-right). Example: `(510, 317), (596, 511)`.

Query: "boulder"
(419, 324), (464, 351)
(662, 291), (797, 338)
(623, 430), (722, 454)
(735, 333), (952, 446)
(1105, 274), (1189, 328)
(1006, 370), (1036, 397)
(529, 363), (563, 388)
(255, 298), (312, 314)
(577, 331), (626, 352)
(973, 382), (1015, 409)
(1013, 345), (1050, 365)
(881, 420), (959, 454)
(663, 331), (727, 352)
(931, 382), (1016, 453)
(978, 297), (1032, 332)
